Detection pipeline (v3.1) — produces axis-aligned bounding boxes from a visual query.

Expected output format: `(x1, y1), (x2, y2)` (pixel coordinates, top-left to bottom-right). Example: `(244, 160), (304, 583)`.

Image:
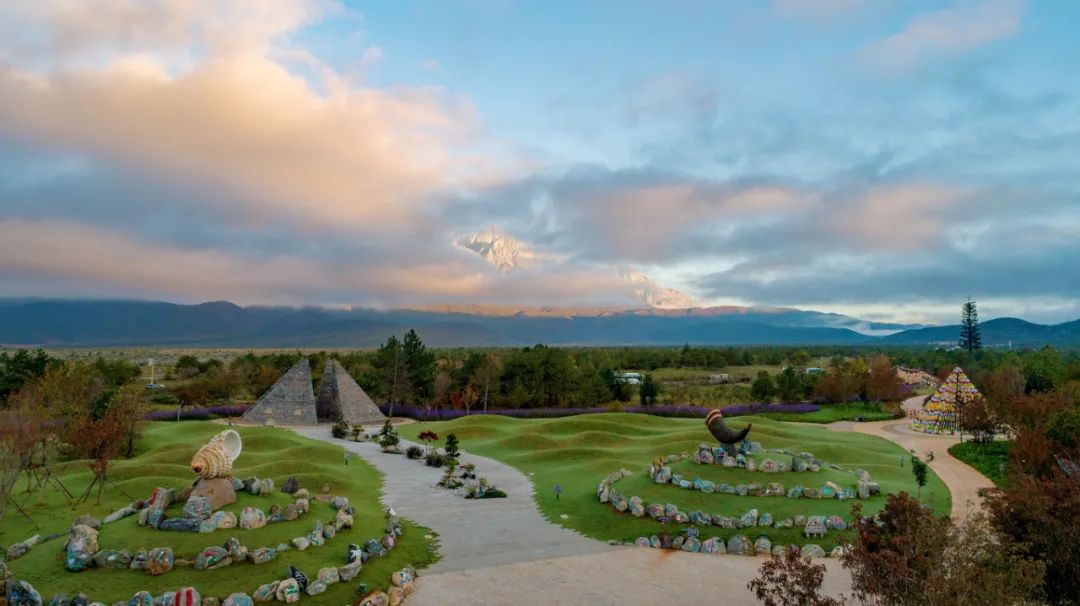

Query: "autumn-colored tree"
(866, 355), (903, 402)
(843, 493), (1044, 606)
(814, 359), (867, 404)
(748, 546), (843, 606)
(986, 471), (1080, 604)
(981, 364), (1025, 419)
(957, 397), (997, 444)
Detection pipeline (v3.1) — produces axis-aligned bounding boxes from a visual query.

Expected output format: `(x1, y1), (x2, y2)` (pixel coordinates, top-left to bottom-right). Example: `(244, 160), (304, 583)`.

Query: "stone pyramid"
(242, 358), (317, 425)
(317, 359), (386, 425)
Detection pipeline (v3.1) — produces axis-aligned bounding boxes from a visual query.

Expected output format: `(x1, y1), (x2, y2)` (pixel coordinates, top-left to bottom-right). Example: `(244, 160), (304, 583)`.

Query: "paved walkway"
(835, 395), (994, 519)
(292, 424), (853, 605)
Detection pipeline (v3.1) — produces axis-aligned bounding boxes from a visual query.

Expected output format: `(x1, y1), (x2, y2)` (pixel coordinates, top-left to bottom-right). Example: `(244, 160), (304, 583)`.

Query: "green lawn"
(948, 441), (1011, 487)
(399, 413), (950, 551)
(2, 422), (436, 604)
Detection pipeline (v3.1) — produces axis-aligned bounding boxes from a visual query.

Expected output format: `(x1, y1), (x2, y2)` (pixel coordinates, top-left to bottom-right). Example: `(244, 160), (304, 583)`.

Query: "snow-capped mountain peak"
(457, 228), (536, 272)
(620, 269), (697, 309)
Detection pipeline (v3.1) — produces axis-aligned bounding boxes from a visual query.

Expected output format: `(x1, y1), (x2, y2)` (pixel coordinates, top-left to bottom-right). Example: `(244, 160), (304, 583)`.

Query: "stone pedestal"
(190, 477), (237, 510)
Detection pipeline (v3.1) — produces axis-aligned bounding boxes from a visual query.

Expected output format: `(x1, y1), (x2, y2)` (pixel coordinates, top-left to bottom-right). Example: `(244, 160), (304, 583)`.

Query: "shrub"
(425, 451), (445, 467)
(406, 445), (423, 459)
(331, 421), (350, 439)
(479, 488), (507, 498)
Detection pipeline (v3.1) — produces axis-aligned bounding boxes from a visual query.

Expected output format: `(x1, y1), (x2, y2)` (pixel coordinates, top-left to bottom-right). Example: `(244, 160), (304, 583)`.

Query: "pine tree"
(959, 298), (983, 352)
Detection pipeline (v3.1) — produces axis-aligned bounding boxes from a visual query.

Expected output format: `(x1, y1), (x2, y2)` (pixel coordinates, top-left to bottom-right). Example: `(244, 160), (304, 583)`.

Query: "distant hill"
(881, 317), (1080, 347)
(0, 298), (1075, 348)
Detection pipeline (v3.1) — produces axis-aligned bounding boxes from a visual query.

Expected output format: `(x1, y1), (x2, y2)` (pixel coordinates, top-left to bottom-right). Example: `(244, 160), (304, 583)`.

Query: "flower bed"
(380, 402), (820, 421)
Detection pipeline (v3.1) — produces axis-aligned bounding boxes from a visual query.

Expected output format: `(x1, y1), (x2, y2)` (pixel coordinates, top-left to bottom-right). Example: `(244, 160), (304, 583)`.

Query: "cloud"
(863, 0), (1023, 71)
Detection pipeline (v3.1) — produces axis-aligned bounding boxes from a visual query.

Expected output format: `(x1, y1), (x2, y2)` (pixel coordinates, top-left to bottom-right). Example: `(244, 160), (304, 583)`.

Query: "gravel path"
(290, 425), (610, 572)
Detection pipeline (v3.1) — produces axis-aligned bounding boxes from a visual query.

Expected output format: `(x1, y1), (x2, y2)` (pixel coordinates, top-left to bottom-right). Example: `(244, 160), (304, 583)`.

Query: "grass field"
(1, 422), (436, 603)
(948, 441), (1011, 486)
(398, 413), (950, 551)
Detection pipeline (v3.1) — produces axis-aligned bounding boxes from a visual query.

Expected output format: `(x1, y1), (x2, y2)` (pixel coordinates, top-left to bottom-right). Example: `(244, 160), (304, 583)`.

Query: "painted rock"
(331, 496), (349, 510)
(648, 535), (661, 548)
(391, 568), (414, 588)
(145, 547), (175, 576)
(171, 588), (199, 606)
(700, 537), (725, 554)
(386, 587), (405, 606)
(338, 562), (363, 582)
(304, 581), (327, 597)
(653, 466), (672, 484)
(274, 579), (299, 603)
(250, 582), (277, 603)
(308, 522), (326, 547)
(144, 487), (174, 529)
(802, 544), (827, 558)
(287, 565), (309, 591)
(129, 550), (149, 571)
(281, 477), (300, 494)
(681, 537), (701, 552)
(671, 536), (685, 550)
(699, 480), (716, 493)
(281, 504), (300, 522)
(740, 509), (759, 528)
(689, 511), (711, 526)
(332, 508), (352, 530)
(221, 594), (253, 606)
(628, 496), (644, 517)
(645, 503), (664, 519)
(726, 535), (752, 556)
(256, 478), (274, 496)
(357, 591), (389, 606)
(290, 537), (310, 551)
(128, 591), (153, 606)
(672, 511), (689, 523)
(634, 536), (650, 548)
(293, 488), (310, 500)
(764, 482), (785, 497)
(759, 512), (774, 527)
(183, 496), (213, 520)
(238, 508), (266, 530)
(65, 524), (100, 571)
(159, 518), (200, 532)
(316, 567), (339, 584)
(381, 534), (395, 550)
(92, 550), (126, 569)
(247, 547), (276, 564)
(322, 524), (336, 540)
(829, 516), (847, 531)
(194, 546), (231, 570)
(755, 536), (772, 554)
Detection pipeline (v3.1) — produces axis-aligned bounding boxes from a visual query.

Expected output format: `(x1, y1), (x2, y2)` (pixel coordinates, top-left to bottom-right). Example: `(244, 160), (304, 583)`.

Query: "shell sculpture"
(190, 430), (242, 479)
(705, 409), (751, 457)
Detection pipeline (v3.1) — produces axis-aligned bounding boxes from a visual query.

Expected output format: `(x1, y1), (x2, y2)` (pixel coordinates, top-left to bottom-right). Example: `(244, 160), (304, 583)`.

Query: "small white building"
(614, 372), (642, 385)
(804, 367), (824, 375)
(708, 373), (731, 384)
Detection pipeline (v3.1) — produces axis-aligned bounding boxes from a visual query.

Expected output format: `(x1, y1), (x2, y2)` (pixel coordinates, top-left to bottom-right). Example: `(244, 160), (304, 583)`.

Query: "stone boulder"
(194, 546), (231, 570)
(172, 588), (200, 606)
(726, 535), (752, 556)
(251, 582), (278, 603)
(740, 509), (759, 528)
(143, 487), (174, 529)
(128, 590), (153, 606)
(339, 561), (363, 581)
(275, 579), (300, 604)
(239, 507), (266, 530)
(222, 594), (253, 606)
(628, 496), (644, 517)
(190, 477), (237, 511)
(248, 547), (276, 564)
(802, 544), (827, 558)
(755, 536), (772, 554)
(145, 547), (174, 576)
(281, 477), (300, 494)
(65, 525), (99, 572)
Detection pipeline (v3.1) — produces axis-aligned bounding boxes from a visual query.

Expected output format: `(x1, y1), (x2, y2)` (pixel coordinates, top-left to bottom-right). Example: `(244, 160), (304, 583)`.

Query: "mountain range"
(1, 298), (1077, 348)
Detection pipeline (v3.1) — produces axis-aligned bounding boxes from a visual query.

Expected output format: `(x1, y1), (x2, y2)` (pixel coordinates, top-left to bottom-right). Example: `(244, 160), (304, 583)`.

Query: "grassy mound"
(1, 422), (436, 604)
(399, 413), (950, 550)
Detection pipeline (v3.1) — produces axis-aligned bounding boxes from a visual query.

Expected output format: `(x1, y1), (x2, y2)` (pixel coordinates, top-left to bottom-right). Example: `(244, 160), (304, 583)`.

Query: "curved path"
(292, 424), (852, 605)
(829, 395), (994, 519)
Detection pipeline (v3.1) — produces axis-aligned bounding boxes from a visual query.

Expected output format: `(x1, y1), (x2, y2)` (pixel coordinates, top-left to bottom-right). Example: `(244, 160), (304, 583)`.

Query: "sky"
(1, 0), (1078, 325)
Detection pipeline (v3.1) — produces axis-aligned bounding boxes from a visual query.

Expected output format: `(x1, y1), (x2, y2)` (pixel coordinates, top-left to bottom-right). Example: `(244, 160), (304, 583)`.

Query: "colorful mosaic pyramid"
(910, 367), (983, 434)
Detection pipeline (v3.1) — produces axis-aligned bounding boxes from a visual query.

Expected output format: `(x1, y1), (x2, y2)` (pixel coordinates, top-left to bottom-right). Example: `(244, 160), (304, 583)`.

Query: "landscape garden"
(2, 329), (1079, 605)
